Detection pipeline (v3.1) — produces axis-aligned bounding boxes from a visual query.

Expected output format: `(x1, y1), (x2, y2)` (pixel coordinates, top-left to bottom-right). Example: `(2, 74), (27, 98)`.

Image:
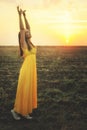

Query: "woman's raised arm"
(23, 10), (31, 31)
(17, 6), (26, 49)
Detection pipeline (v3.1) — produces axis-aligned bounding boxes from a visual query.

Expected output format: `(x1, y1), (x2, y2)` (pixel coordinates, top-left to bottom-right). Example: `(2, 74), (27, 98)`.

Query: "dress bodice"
(22, 47), (36, 58)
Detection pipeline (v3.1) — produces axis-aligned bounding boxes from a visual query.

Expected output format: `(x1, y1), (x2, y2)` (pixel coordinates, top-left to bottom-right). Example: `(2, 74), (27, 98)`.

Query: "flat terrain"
(0, 46), (87, 130)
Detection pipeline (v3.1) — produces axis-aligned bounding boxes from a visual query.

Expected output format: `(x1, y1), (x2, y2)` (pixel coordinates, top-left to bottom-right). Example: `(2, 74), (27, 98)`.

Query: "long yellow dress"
(14, 47), (37, 116)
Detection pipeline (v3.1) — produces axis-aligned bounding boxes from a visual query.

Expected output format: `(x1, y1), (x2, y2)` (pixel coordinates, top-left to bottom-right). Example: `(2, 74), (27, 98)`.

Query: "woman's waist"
(23, 53), (36, 58)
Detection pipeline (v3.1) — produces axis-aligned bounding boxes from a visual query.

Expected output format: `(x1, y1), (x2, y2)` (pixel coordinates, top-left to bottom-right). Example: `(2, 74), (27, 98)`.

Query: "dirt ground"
(0, 46), (87, 130)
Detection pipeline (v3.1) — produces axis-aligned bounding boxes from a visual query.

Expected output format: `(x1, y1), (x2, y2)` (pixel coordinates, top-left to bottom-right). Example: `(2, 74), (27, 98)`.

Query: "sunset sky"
(0, 0), (87, 46)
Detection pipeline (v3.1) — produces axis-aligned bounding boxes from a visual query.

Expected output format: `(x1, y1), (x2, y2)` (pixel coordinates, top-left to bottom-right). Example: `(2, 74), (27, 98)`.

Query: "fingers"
(23, 10), (26, 16)
(23, 10), (26, 13)
(17, 6), (19, 12)
(17, 6), (23, 15)
(20, 9), (23, 13)
(17, 6), (27, 15)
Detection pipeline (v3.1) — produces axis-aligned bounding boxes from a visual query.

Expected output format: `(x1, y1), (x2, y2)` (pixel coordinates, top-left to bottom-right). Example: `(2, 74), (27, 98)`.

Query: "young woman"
(11, 6), (37, 120)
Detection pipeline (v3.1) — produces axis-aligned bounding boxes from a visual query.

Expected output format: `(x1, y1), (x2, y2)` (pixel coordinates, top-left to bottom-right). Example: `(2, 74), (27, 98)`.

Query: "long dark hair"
(18, 32), (34, 56)
(18, 32), (23, 56)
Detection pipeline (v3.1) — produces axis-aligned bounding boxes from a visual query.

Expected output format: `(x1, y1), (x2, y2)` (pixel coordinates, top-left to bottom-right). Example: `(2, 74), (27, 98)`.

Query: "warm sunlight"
(53, 11), (73, 45)
(47, 10), (74, 45)
(0, 0), (87, 46)
(62, 11), (72, 45)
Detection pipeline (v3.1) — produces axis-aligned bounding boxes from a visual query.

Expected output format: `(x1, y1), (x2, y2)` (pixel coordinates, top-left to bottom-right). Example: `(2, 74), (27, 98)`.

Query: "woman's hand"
(23, 10), (26, 17)
(17, 6), (22, 15)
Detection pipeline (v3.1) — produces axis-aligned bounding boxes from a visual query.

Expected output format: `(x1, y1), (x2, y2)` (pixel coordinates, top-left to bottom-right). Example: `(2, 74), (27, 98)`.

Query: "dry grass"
(0, 46), (87, 130)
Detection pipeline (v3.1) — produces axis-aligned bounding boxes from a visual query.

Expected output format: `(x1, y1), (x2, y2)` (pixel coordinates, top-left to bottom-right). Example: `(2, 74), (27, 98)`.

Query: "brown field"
(0, 46), (87, 130)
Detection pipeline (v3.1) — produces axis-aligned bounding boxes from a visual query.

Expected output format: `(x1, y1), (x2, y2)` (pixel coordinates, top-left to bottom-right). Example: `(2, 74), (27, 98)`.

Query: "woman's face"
(25, 30), (31, 39)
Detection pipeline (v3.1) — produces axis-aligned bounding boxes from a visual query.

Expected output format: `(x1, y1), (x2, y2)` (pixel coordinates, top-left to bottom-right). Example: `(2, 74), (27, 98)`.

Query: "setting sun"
(46, 10), (74, 45)
(61, 11), (73, 45)
(0, 0), (87, 46)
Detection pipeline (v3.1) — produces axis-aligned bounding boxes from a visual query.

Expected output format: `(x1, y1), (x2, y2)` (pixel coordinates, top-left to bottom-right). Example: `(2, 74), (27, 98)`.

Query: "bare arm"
(17, 6), (24, 30)
(23, 10), (31, 31)
(17, 6), (26, 49)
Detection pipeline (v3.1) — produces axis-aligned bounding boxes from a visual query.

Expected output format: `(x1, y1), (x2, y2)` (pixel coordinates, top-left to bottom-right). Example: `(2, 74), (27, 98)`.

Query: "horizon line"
(0, 45), (87, 47)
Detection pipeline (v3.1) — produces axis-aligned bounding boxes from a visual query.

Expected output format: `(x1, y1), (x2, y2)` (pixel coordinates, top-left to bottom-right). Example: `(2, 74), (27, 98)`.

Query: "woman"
(11, 6), (37, 120)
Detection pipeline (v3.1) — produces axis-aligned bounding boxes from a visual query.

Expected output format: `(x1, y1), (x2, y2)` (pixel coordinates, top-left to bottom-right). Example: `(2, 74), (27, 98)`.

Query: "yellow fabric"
(14, 47), (37, 116)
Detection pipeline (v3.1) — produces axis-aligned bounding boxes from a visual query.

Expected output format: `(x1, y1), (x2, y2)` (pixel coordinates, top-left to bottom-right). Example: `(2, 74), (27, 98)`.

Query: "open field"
(0, 46), (87, 130)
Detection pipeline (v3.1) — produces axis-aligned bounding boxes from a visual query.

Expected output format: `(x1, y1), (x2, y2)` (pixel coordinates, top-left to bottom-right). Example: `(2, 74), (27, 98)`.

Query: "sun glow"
(47, 10), (75, 46)
(0, 0), (87, 46)
(60, 11), (73, 45)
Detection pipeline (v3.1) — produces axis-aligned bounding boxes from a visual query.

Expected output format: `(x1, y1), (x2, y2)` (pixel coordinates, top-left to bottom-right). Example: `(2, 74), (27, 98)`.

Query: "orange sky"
(0, 0), (87, 46)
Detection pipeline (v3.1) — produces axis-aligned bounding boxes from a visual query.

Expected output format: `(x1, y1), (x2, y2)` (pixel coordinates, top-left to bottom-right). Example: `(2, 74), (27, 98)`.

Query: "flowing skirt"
(14, 54), (37, 116)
